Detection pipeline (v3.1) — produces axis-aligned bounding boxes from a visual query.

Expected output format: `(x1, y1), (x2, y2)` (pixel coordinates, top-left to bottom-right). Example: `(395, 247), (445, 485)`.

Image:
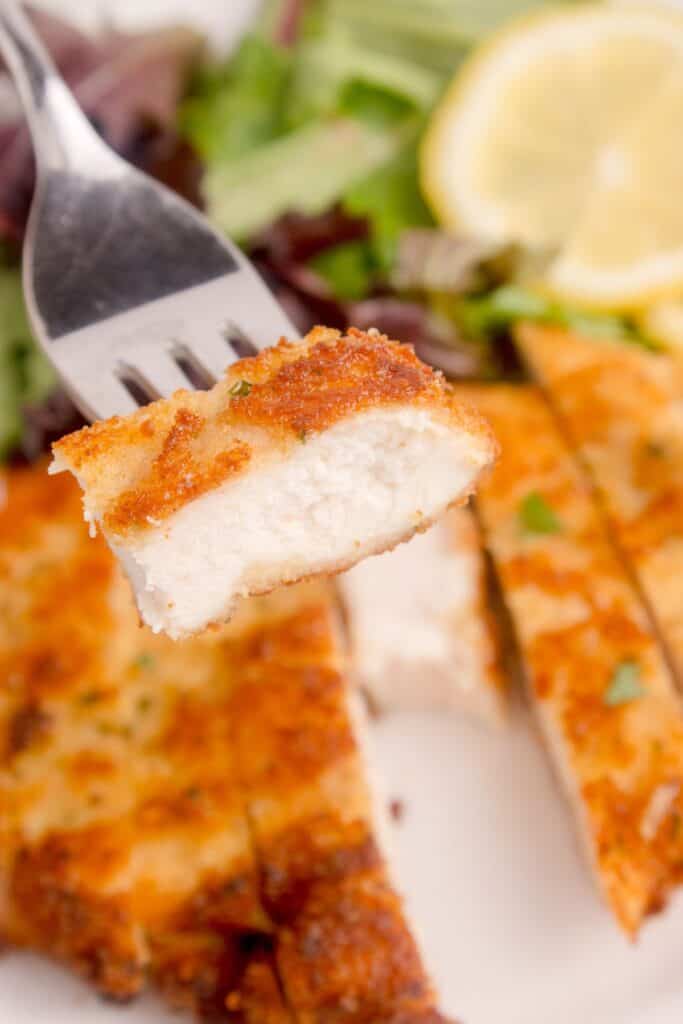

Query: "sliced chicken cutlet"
(0, 464), (279, 1017)
(468, 385), (683, 936)
(339, 506), (506, 723)
(221, 590), (450, 1024)
(0, 465), (450, 1022)
(517, 324), (683, 687)
(51, 326), (496, 638)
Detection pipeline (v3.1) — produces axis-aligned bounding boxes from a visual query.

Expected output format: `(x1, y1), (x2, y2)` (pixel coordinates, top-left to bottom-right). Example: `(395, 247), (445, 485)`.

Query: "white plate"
(3, 3), (683, 1022)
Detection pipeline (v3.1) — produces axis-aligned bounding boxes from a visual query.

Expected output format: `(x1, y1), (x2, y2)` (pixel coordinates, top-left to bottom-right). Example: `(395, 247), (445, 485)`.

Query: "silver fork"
(0, 1), (295, 422)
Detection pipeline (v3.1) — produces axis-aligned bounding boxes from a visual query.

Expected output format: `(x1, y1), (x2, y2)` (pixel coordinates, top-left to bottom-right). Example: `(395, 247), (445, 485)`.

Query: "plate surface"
(3, 3), (683, 1022)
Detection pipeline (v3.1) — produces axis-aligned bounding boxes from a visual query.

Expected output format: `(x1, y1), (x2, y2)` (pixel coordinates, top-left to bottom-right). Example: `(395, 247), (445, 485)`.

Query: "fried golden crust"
(0, 465), (446, 1021)
(517, 324), (683, 686)
(8, 832), (145, 1001)
(222, 602), (443, 1022)
(469, 384), (683, 935)
(51, 326), (495, 540)
(276, 870), (432, 1024)
(0, 468), (272, 1010)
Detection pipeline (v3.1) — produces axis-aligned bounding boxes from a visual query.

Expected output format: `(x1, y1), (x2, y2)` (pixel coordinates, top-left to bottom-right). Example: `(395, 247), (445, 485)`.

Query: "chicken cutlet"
(221, 587), (449, 1024)
(0, 463), (275, 1015)
(0, 464), (449, 1022)
(339, 506), (506, 723)
(51, 326), (497, 639)
(468, 385), (683, 936)
(517, 324), (683, 687)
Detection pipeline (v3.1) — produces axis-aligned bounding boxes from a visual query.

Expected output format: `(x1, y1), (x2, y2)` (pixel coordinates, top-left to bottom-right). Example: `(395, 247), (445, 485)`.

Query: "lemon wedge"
(421, 4), (683, 309)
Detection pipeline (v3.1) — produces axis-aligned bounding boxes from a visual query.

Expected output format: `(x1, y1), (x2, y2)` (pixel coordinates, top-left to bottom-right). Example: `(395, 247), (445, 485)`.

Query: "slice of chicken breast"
(339, 506), (506, 724)
(517, 324), (683, 688)
(0, 465), (451, 1021)
(468, 384), (683, 936)
(51, 326), (496, 639)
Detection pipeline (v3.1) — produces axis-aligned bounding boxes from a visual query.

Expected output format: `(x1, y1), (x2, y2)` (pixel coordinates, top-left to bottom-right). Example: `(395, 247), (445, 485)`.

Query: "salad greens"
(456, 284), (655, 350)
(310, 240), (376, 301)
(183, 0), (617, 339)
(203, 117), (403, 243)
(0, 262), (55, 458)
(182, 25), (435, 245)
(179, 36), (292, 164)
(0, 0), (655, 462)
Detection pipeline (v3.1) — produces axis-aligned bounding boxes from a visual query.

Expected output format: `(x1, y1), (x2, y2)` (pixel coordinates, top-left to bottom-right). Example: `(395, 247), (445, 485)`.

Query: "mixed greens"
(0, 263), (54, 459)
(0, 0), (655, 461)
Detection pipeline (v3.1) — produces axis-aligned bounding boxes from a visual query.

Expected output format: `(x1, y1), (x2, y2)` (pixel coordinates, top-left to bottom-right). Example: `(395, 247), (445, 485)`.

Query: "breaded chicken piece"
(468, 385), (683, 936)
(221, 594), (448, 1024)
(0, 465), (275, 1015)
(339, 506), (506, 723)
(517, 324), (683, 687)
(51, 326), (496, 639)
(0, 465), (449, 1022)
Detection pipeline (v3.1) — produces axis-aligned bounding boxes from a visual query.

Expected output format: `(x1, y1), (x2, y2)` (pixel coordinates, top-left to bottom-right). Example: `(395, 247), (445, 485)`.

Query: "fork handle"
(0, 0), (108, 174)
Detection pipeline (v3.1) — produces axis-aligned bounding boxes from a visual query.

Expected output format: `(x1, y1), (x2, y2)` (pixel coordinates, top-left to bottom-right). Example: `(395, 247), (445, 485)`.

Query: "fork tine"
(174, 334), (236, 383)
(215, 273), (298, 350)
(81, 372), (140, 422)
(124, 349), (192, 400)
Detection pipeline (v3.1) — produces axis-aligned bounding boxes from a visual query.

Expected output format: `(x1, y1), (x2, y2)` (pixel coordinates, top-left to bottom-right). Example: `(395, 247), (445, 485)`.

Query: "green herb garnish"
(646, 440), (667, 459)
(519, 492), (562, 535)
(604, 660), (644, 707)
(97, 722), (132, 738)
(229, 379), (252, 398)
(78, 690), (103, 706)
(133, 653), (156, 672)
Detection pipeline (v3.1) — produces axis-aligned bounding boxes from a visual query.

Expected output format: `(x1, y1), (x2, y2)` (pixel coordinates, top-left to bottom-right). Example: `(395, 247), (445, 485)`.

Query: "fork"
(0, 1), (295, 422)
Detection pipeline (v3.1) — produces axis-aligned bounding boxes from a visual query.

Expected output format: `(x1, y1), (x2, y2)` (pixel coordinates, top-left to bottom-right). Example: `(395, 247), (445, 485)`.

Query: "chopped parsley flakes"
(133, 652), (156, 672)
(604, 660), (644, 707)
(519, 491), (562, 535)
(229, 379), (252, 398)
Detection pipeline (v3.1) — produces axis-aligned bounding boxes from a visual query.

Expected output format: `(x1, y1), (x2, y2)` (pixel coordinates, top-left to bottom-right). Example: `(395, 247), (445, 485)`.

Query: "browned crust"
(7, 834), (145, 1001)
(103, 408), (252, 535)
(276, 869), (434, 1023)
(222, 602), (442, 1023)
(516, 323), (683, 687)
(52, 326), (496, 539)
(468, 383), (683, 936)
(0, 466), (447, 1021)
(149, 875), (287, 1023)
(0, 470), (270, 1008)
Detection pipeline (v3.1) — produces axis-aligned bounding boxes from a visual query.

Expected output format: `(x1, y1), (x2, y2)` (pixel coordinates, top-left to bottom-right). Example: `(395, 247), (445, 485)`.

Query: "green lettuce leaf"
(456, 284), (655, 348)
(204, 118), (402, 241)
(343, 145), (434, 271)
(310, 240), (376, 301)
(179, 36), (292, 163)
(0, 264), (56, 460)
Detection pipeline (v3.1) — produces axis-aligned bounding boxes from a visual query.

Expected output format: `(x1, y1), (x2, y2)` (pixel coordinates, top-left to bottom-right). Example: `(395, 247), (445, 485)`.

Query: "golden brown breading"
(221, 598), (448, 1024)
(517, 324), (683, 687)
(468, 385), (683, 936)
(52, 327), (493, 539)
(50, 326), (496, 639)
(0, 464), (448, 1022)
(0, 467), (272, 1013)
